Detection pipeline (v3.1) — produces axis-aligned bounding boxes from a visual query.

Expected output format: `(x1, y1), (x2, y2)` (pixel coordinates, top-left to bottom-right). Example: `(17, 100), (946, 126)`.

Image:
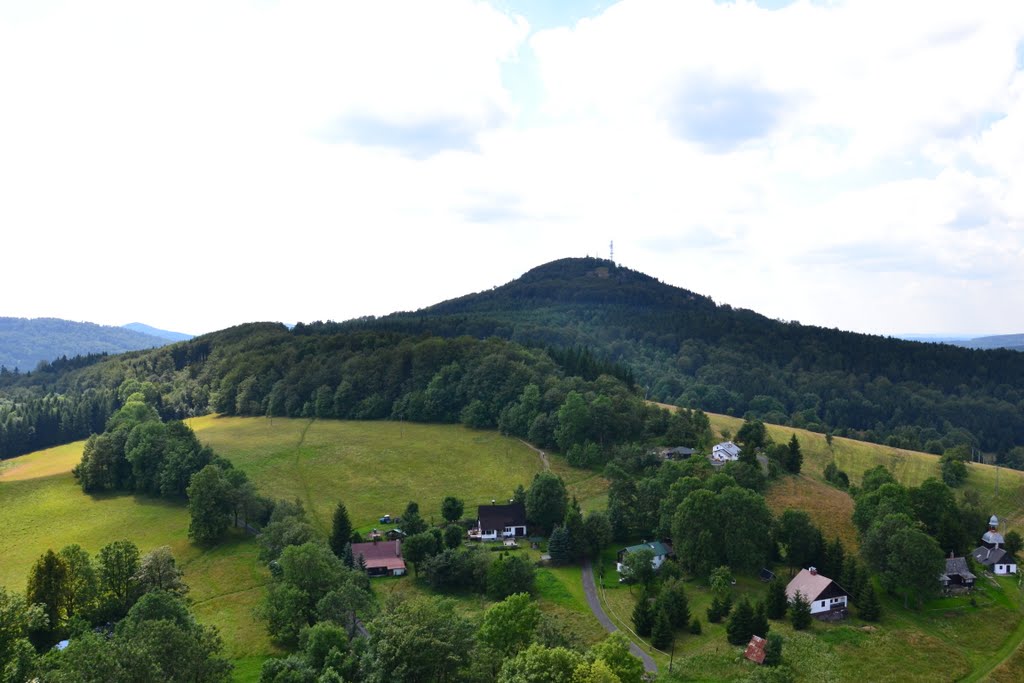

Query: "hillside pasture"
(707, 412), (1024, 529)
(187, 416), (607, 531)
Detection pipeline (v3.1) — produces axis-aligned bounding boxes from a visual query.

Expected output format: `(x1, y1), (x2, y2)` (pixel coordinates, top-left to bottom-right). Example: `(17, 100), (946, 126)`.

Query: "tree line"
(337, 256), (1024, 457)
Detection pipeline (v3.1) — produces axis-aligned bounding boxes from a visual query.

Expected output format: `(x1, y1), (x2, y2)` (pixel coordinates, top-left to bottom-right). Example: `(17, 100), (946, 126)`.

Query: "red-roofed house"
(785, 567), (849, 616)
(351, 539), (406, 577)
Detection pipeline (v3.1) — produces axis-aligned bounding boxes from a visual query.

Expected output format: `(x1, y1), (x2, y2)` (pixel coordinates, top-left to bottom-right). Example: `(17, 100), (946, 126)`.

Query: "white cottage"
(786, 567), (850, 616)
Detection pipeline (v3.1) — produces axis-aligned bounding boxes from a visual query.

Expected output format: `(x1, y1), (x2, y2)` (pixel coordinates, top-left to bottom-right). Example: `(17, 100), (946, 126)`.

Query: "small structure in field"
(785, 567), (849, 617)
(744, 635), (767, 664)
(351, 539), (406, 577)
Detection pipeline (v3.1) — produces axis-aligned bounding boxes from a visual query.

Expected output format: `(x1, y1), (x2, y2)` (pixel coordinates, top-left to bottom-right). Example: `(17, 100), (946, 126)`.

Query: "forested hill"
(0, 322), (712, 462)
(338, 257), (1024, 456)
(0, 317), (171, 371)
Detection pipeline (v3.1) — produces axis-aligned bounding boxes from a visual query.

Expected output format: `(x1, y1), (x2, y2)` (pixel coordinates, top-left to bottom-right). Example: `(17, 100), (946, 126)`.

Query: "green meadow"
(0, 416), (608, 679)
(186, 415), (607, 532)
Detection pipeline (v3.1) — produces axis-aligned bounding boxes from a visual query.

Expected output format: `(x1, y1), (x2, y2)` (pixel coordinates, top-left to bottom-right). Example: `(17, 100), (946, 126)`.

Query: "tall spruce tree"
(632, 590), (654, 637)
(548, 526), (571, 566)
(330, 502), (353, 558)
(789, 591), (812, 630)
(766, 578), (789, 619)
(858, 583), (881, 622)
(651, 607), (674, 650)
(751, 600), (770, 637)
(726, 597), (755, 645)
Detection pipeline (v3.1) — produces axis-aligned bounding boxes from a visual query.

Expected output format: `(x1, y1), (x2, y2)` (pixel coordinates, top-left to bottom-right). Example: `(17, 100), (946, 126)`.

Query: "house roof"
(786, 568), (848, 603)
(713, 441), (741, 457)
(661, 446), (695, 458)
(352, 540), (405, 570)
(744, 635), (767, 664)
(622, 541), (670, 557)
(478, 502), (526, 531)
(944, 556), (976, 580)
(973, 545), (1009, 567)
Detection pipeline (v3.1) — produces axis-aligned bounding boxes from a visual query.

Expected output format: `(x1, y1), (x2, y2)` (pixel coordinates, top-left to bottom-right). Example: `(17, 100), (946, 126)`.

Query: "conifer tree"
(786, 434), (803, 474)
(689, 617), (702, 634)
(751, 600), (770, 637)
(658, 578), (690, 629)
(726, 597), (755, 645)
(764, 634), (784, 666)
(548, 526), (571, 566)
(858, 583), (881, 622)
(651, 607), (674, 650)
(632, 590), (654, 637)
(562, 497), (585, 561)
(789, 591), (812, 630)
(766, 578), (789, 619)
(330, 501), (353, 558)
(341, 542), (354, 569)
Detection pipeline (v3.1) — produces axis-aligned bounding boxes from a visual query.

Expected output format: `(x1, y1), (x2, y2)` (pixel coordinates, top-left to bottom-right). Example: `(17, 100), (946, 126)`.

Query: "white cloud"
(0, 0), (1022, 336)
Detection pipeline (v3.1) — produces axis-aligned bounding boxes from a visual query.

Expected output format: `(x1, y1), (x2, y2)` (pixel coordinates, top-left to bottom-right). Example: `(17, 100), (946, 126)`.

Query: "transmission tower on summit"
(609, 240), (614, 263)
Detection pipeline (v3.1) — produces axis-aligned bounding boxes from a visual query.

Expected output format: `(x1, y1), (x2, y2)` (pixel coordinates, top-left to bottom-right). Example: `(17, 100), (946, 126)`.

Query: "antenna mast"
(609, 240), (614, 263)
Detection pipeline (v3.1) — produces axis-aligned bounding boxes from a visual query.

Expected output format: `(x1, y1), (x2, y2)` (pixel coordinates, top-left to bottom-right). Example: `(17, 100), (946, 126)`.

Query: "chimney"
(808, 566), (817, 576)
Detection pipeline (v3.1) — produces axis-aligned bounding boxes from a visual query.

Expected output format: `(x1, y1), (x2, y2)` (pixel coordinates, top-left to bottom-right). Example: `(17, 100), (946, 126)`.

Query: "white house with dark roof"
(786, 567), (850, 615)
(972, 514), (1018, 575)
(470, 502), (527, 541)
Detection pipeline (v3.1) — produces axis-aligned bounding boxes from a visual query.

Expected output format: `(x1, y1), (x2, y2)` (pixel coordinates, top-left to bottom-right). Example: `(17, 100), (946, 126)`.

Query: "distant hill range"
(122, 322), (193, 343)
(899, 333), (1024, 352)
(0, 317), (189, 371)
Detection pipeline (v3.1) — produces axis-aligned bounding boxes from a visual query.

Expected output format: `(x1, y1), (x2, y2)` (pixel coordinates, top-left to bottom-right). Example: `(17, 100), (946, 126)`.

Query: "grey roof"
(944, 557), (976, 580)
(973, 545), (1008, 567)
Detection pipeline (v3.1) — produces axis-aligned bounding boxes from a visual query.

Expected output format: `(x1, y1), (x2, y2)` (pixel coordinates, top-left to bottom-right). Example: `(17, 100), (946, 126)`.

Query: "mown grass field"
(0, 416), (609, 680)
(187, 416), (607, 532)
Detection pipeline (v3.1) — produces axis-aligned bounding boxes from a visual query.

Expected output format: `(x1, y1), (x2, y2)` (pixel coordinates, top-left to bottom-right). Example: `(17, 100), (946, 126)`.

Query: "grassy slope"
(706, 412), (1024, 531)
(187, 416), (606, 531)
(0, 416), (609, 680)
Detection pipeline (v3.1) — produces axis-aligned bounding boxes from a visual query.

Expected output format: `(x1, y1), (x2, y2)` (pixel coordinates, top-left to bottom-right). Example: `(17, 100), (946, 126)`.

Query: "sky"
(2, 0), (1023, 337)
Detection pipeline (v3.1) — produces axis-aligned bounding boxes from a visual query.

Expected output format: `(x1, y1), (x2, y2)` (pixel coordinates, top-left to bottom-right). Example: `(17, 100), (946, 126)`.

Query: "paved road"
(581, 561), (658, 673)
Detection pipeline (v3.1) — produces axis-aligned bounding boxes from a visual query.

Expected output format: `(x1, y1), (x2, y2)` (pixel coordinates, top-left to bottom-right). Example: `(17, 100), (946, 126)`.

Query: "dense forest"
(2, 257), (1024, 462)
(0, 324), (709, 462)
(333, 257), (1024, 456)
(0, 317), (172, 371)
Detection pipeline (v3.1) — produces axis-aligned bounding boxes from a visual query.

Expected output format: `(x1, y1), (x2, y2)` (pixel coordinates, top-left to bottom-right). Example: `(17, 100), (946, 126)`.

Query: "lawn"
(602, 563), (1023, 682)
